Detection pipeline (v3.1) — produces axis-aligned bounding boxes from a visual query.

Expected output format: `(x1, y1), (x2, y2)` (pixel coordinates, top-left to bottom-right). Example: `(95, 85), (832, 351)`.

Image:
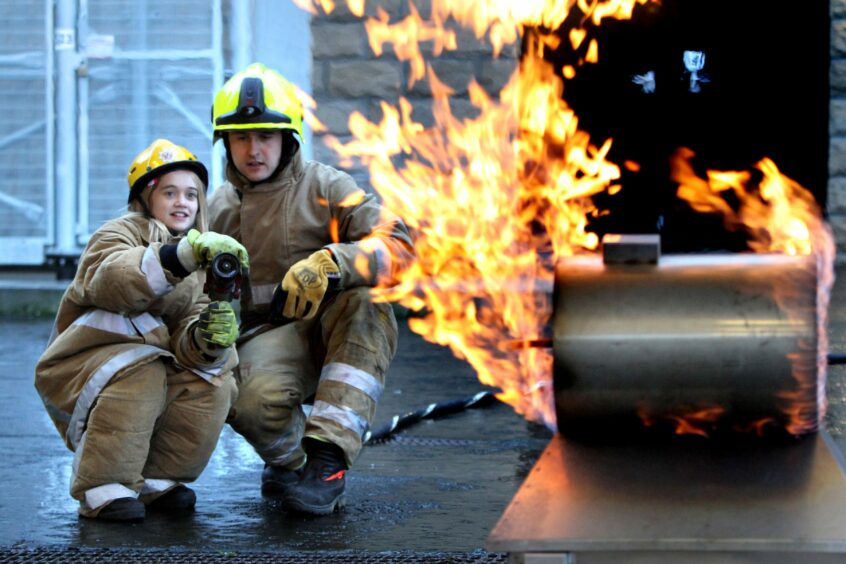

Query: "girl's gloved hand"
(177, 229), (249, 272)
(195, 301), (239, 351)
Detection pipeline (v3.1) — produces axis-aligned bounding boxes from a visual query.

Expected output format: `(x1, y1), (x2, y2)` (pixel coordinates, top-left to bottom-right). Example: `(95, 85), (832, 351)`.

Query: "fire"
(365, 3), (458, 87)
(296, 0), (834, 435)
(672, 147), (831, 259)
(303, 0), (652, 87)
(673, 148), (835, 435)
(310, 0), (650, 427)
(638, 405), (725, 438)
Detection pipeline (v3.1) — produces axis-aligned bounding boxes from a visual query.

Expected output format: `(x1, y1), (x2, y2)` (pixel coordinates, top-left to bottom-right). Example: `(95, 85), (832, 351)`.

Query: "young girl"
(35, 139), (248, 522)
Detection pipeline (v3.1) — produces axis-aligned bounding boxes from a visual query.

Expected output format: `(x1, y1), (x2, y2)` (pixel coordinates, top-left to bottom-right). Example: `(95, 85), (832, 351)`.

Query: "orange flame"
(365, 4), (457, 87)
(673, 148), (835, 435)
(294, 86), (326, 134)
(639, 405), (726, 438)
(672, 148), (831, 258)
(329, 217), (340, 244)
(300, 0), (833, 434)
(300, 0), (652, 88)
(321, 19), (638, 426)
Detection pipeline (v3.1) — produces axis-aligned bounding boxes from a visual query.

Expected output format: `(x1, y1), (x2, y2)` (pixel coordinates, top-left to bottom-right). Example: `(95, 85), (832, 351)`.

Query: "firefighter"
(35, 139), (249, 522)
(208, 63), (414, 515)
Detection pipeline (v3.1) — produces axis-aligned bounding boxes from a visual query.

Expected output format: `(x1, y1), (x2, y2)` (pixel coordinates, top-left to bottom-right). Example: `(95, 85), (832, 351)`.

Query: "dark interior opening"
(550, 0), (831, 252)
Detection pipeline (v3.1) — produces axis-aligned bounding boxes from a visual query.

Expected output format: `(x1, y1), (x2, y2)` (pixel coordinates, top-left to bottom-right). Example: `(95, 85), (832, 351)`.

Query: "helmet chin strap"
(133, 179), (156, 217)
(274, 132), (299, 176)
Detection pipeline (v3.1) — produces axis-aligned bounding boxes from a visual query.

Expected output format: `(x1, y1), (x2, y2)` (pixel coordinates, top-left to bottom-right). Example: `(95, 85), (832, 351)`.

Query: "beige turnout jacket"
(35, 214), (235, 451)
(208, 148), (414, 328)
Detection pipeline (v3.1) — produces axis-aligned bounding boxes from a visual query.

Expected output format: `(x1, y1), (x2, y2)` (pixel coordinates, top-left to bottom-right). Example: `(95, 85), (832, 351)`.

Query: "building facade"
(1, 1), (844, 268)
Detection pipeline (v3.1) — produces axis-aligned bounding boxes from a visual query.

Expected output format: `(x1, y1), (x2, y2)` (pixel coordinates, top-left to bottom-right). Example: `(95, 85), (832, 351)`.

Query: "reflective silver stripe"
(309, 400), (368, 437)
(141, 479), (177, 495)
(71, 430), (86, 481)
(130, 312), (165, 335)
(251, 283), (277, 306)
(83, 483), (138, 511)
(262, 410), (307, 466)
(186, 356), (229, 383)
(73, 310), (164, 337)
(73, 309), (136, 336)
(263, 438), (303, 467)
(320, 362), (383, 402)
(67, 344), (168, 450)
(141, 245), (172, 297)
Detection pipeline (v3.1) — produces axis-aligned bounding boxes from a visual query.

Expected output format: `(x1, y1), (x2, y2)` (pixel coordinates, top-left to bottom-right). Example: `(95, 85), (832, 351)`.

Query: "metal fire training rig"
(487, 234), (846, 563)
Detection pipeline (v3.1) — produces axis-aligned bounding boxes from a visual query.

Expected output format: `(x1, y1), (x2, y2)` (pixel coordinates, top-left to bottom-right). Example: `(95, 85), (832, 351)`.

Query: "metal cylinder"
(553, 253), (821, 439)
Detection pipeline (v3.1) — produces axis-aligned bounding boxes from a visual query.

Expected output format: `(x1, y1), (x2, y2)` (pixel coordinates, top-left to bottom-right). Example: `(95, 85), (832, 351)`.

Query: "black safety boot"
(94, 497), (145, 522)
(261, 464), (302, 496)
(146, 484), (196, 515)
(282, 439), (347, 515)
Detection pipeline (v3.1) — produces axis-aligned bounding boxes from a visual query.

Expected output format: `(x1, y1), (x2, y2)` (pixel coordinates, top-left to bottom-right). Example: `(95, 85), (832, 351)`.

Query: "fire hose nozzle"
(204, 252), (243, 302)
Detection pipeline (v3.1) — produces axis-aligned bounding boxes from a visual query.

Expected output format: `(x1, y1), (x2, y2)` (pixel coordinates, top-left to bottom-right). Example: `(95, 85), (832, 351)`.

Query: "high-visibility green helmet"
(211, 62), (304, 142)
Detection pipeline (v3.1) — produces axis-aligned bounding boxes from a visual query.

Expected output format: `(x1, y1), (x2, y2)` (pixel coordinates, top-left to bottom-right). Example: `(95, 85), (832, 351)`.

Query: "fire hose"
(262, 272), (502, 443)
(359, 343), (846, 446)
(829, 353), (846, 365)
(357, 341), (846, 444)
(364, 390), (499, 445)
(223, 241), (846, 442)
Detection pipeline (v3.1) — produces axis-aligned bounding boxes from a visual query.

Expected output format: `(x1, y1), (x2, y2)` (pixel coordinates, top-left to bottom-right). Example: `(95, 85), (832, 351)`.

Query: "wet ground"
(0, 315), (550, 562)
(3, 265), (846, 561)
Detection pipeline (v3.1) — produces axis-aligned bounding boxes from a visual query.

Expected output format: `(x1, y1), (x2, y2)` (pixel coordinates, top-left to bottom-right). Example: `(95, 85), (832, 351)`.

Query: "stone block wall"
(308, 1), (518, 188)
(832, 0), (846, 253)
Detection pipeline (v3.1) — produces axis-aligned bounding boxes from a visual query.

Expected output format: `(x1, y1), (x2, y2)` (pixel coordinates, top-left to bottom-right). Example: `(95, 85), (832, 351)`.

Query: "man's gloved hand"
(177, 229), (249, 272)
(195, 301), (239, 351)
(281, 250), (340, 320)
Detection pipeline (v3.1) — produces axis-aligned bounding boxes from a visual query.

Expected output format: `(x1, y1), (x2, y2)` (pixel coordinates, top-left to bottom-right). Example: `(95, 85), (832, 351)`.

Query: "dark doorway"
(552, 1), (830, 252)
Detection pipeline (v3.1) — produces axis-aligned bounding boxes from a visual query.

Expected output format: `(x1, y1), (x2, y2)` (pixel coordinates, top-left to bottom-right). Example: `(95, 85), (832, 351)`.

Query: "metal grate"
(0, 547), (507, 563)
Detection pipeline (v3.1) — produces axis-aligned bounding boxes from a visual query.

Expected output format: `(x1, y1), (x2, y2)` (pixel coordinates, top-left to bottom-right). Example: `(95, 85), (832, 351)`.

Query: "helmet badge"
(158, 148), (176, 163)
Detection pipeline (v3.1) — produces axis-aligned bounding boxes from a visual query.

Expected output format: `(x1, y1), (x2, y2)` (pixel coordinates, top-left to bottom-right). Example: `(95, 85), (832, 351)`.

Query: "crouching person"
(35, 139), (249, 522)
(209, 63), (415, 515)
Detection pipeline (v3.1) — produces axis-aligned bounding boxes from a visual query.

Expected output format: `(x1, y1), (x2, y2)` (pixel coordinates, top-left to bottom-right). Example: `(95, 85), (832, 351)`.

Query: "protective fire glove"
(280, 250), (340, 320)
(176, 229), (250, 272)
(195, 301), (239, 352)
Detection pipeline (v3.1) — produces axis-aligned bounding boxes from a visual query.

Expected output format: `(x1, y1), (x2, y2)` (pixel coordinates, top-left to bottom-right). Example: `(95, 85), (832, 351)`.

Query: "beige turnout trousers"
(229, 287), (397, 468)
(72, 359), (236, 517)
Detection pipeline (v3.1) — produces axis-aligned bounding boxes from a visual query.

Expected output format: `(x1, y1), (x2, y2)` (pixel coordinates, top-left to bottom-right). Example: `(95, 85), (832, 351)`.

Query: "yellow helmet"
(127, 138), (208, 203)
(211, 62), (304, 142)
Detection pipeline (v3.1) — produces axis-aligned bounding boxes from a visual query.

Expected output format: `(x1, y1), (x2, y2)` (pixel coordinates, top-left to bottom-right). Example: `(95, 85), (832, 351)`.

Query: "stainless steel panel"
(553, 253), (821, 437)
(488, 432), (846, 558)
